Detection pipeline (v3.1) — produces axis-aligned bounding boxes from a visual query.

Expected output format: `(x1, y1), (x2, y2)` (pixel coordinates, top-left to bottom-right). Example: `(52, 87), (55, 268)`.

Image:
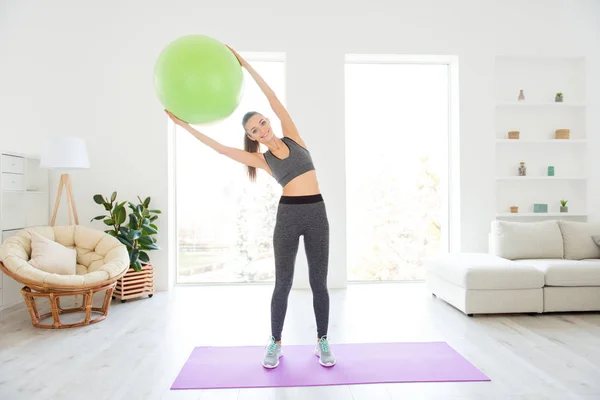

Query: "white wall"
(1, 0), (599, 291)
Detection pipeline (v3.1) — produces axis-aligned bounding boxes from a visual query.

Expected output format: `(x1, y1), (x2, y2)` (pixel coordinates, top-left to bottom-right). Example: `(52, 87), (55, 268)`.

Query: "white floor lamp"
(40, 137), (90, 226)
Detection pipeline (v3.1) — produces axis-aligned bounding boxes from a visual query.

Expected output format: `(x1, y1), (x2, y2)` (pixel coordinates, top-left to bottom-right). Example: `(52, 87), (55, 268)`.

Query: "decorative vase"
(548, 166), (555, 176)
(510, 206), (518, 213)
(508, 131), (520, 139)
(518, 89), (525, 101)
(560, 206), (568, 213)
(518, 162), (526, 176)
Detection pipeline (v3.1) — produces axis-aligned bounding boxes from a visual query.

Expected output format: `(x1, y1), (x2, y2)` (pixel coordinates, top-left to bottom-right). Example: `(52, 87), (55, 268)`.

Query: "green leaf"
(130, 248), (139, 264)
(132, 260), (143, 272)
(138, 251), (150, 263)
(149, 209), (162, 214)
(111, 191), (117, 202)
(107, 230), (117, 237)
(129, 230), (142, 240)
(104, 218), (115, 226)
(93, 194), (105, 204)
(150, 215), (158, 222)
(91, 215), (105, 221)
(150, 224), (158, 230)
(116, 207), (127, 225)
(142, 225), (158, 235)
(140, 243), (159, 251)
(117, 235), (133, 248)
(138, 236), (153, 246)
(129, 213), (139, 228)
(138, 196), (150, 208)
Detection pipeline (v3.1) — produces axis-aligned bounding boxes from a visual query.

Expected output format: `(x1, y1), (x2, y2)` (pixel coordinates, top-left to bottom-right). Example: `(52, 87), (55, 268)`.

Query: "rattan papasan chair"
(0, 225), (129, 329)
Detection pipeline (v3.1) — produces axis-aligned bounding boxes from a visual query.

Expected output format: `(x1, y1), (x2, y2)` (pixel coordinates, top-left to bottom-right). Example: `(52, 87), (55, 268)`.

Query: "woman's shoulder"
(283, 135), (308, 151)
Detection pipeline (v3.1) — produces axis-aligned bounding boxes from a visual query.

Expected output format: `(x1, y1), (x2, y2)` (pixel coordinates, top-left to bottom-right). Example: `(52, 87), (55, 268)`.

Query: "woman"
(165, 46), (335, 369)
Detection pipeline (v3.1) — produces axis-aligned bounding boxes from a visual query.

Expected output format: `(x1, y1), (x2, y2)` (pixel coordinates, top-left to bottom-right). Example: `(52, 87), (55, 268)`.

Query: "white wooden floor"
(1, 282), (599, 400)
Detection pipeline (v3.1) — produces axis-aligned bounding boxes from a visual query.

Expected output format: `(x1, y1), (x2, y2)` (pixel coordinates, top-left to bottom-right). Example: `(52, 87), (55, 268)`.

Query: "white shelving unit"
(0, 150), (49, 310)
(494, 55), (587, 220)
(496, 177), (586, 181)
(496, 139), (587, 144)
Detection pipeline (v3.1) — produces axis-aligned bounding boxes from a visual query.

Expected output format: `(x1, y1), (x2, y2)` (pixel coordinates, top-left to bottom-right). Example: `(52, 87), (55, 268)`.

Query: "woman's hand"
(226, 45), (247, 67)
(165, 110), (189, 127)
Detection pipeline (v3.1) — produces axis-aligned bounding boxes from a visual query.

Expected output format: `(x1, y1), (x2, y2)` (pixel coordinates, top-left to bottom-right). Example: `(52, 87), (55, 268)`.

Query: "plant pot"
(555, 96), (563, 102)
(113, 263), (155, 303)
(560, 206), (568, 213)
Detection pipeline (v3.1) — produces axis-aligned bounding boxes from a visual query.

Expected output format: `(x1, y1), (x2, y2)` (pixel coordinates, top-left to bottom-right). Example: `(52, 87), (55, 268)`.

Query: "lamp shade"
(40, 136), (90, 170)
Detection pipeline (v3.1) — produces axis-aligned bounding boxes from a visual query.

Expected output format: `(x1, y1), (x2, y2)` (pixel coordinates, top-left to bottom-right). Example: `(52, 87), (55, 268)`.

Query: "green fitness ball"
(154, 35), (244, 124)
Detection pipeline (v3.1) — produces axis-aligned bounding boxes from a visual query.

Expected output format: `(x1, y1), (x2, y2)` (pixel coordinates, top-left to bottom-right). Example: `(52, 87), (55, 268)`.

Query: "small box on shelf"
(508, 131), (520, 139)
(555, 129), (570, 139)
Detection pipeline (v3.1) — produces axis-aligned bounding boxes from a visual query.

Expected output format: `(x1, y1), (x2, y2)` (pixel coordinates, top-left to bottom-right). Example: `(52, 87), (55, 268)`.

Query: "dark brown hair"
(243, 111), (260, 182)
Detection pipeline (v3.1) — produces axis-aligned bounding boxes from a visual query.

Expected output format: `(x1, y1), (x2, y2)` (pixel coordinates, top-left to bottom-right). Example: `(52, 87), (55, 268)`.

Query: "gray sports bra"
(263, 137), (315, 187)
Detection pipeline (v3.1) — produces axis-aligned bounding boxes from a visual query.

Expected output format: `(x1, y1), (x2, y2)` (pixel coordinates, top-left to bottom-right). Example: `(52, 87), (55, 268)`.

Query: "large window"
(175, 54), (284, 284)
(345, 58), (451, 281)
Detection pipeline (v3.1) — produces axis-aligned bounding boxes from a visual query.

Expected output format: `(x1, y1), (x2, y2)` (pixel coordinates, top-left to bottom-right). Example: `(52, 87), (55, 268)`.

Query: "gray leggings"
(271, 194), (329, 341)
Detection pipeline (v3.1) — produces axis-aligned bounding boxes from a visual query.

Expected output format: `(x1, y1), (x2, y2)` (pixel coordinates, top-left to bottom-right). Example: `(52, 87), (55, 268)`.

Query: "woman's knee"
(273, 279), (293, 296)
(309, 278), (328, 294)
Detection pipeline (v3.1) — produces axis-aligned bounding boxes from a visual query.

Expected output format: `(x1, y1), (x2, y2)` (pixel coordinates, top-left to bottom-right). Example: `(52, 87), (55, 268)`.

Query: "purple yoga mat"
(170, 342), (490, 390)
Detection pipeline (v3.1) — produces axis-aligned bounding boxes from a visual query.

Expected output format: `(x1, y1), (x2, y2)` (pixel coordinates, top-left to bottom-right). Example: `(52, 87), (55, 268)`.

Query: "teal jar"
(548, 166), (555, 176)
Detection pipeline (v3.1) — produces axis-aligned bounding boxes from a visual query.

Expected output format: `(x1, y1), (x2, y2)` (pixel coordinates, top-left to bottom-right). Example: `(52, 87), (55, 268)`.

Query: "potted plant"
(560, 200), (568, 213)
(555, 92), (563, 102)
(92, 192), (161, 302)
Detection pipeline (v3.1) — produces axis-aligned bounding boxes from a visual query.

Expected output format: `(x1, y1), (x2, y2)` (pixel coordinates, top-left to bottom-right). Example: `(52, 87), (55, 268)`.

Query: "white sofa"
(426, 220), (600, 316)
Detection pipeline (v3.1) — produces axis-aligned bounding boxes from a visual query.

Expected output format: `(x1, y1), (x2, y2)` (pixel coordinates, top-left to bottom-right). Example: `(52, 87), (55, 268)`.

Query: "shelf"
(497, 102), (585, 107)
(496, 176), (586, 181)
(496, 139), (586, 144)
(2, 190), (47, 193)
(497, 212), (587, 218)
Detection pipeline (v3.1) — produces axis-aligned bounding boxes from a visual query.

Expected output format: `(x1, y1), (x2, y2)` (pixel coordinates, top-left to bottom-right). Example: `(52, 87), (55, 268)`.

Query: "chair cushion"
(0, 225), (129, 287)
(557, 221), (600, 260)
(514, 259), (600, 286)
(426, 253), (544, 290)
(490, 220), (564, 260)
(29, 231), (77, 275)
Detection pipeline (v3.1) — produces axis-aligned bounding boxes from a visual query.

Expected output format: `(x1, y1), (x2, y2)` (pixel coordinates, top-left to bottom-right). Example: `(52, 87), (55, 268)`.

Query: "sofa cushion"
(558, 221), (600, 260)
(490, 220), (563, 260)
(514, 259), (600, 286)
(426, 253), (544, 290)
(29, 231), (77, 275)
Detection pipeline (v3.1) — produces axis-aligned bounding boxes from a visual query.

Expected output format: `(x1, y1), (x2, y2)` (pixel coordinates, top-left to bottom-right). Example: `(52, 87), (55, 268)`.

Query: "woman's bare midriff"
(281, 170), (321, 196)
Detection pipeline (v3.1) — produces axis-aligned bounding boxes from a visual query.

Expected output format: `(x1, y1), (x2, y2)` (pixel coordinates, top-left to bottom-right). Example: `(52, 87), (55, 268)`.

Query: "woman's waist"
(279, 193), (323, 204)
(281, 171), (319, 196)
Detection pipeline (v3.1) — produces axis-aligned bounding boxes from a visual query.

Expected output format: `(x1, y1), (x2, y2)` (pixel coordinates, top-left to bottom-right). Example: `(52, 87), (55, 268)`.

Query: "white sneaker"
(262, 336), (283, 368)
(314, 335), (336, 367)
